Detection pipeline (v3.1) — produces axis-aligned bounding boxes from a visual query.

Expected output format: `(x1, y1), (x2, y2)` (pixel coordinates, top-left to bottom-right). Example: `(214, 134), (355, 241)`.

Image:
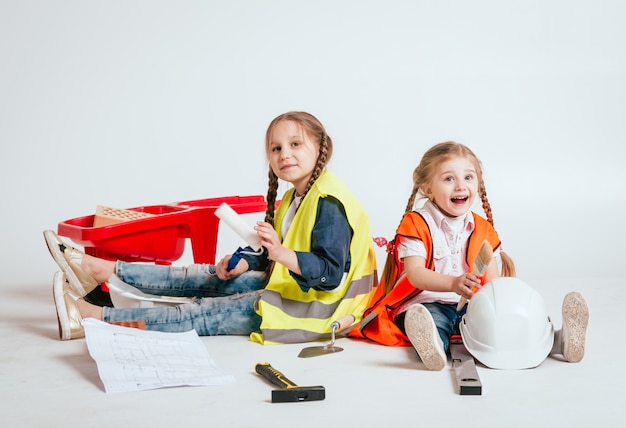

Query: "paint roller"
(214, 203), (264, 270)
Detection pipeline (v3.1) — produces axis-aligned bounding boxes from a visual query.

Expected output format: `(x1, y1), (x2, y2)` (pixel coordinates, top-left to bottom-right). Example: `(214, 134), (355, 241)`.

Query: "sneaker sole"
(562, 291), (589, 363)
(405, 304), (446, 371)
(52, 271), (72, 340)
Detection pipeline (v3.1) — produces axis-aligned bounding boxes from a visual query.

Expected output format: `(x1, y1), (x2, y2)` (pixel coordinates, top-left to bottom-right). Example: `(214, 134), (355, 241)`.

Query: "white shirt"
(281, 194), (302, 238)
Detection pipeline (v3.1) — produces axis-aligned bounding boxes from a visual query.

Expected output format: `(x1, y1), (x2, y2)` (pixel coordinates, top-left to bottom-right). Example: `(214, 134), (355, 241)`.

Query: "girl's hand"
(452, 273), (483, 299)
(254, 221), (283, 261)
(216, 255), (249, 280)
(254, 221), (301, 275)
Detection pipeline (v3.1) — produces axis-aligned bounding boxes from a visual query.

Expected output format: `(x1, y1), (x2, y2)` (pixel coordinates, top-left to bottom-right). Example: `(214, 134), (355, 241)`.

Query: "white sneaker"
(405, 304), (446, 371)
(561, 291), (589, 363)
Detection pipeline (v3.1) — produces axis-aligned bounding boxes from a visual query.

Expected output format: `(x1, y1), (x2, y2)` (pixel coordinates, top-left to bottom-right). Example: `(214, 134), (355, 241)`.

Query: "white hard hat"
(459, 277), (554, 369)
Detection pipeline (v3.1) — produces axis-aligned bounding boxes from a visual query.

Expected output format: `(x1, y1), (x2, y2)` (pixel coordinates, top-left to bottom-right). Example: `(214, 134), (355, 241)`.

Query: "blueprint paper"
(83, 318), (236, 393)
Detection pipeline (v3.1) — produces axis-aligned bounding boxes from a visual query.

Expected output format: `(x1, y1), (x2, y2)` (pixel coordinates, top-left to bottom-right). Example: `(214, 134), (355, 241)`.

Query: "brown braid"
(260, 168), (279, 282)
(300, 132), (330, 200)
(264, 169), (279, 226)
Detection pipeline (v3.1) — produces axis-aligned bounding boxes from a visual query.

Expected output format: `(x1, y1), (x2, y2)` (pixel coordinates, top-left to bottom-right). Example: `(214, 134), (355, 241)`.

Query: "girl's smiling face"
(267, 120), (319, 196)
(421, 155), (479, 218)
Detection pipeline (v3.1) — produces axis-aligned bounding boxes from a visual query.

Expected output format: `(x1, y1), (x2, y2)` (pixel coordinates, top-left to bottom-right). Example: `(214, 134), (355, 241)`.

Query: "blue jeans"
(102, 262), (266, 336)
(426, 302), (466, 351)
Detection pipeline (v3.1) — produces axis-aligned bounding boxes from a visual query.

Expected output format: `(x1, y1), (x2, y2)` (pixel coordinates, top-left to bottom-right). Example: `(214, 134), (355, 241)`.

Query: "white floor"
(0, 272), (621, 427)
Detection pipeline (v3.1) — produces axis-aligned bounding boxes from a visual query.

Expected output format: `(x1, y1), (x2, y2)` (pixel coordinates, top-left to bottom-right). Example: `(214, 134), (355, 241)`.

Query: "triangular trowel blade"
(297, 345), (344, 358)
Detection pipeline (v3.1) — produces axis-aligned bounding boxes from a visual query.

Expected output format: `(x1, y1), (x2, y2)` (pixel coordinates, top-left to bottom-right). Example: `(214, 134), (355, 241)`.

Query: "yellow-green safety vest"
(250, 170), (377, 345)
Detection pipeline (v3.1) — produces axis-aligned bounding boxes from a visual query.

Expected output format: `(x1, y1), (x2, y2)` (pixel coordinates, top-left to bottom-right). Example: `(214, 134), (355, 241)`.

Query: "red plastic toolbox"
(57, 195), (268, 265)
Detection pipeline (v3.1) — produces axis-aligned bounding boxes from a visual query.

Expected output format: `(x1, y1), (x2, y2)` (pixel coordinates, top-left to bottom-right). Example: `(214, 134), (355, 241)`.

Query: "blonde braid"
(404, 182), (420, 213)
(478, 177), (493, 226)
(478, 168), (516, 277)
(381, 167), (422, 294)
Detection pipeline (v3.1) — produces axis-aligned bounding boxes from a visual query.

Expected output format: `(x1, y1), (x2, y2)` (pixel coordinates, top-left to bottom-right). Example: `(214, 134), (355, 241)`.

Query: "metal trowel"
(298, 315), (354, 358)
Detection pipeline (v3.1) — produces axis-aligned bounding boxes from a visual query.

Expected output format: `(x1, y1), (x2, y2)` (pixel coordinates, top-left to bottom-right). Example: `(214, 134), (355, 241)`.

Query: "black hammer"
(255, 362), (325, 403)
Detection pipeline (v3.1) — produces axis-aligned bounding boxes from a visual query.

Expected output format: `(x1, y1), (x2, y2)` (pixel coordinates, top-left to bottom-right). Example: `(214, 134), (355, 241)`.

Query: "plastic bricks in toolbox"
(57, 195), (268, 265)
(57, 204), (191, 264)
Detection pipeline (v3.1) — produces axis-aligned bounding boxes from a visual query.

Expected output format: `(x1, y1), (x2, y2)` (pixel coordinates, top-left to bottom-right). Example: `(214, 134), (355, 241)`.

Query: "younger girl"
(46, 111), (377, 345)
(350, 141), (588, 370)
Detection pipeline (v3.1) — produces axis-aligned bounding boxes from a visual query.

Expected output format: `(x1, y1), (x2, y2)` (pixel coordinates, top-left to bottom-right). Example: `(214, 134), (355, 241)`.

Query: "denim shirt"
(241, 195), (352, 292)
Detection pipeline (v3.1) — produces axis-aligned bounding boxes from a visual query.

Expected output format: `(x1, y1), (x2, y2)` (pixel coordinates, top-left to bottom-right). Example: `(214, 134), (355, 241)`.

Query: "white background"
(2, 0), (625, 287)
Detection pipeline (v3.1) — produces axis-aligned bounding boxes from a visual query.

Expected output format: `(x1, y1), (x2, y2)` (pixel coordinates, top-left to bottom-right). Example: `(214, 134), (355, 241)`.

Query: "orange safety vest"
(348, 211), (501, 346)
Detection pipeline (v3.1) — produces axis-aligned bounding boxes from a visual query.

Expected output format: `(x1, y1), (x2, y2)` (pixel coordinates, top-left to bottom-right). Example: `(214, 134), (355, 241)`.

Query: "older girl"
(46, 111), (377, 345)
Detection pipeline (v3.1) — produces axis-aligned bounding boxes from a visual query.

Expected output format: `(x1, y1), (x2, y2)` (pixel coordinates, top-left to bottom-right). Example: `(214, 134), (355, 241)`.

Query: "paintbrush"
(457, 240), (493, 311)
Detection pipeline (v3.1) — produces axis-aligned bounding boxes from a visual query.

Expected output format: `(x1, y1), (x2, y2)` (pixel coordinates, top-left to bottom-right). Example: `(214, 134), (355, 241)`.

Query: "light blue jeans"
(426, 302), (466, 351)
(102, 262), (266, 336)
